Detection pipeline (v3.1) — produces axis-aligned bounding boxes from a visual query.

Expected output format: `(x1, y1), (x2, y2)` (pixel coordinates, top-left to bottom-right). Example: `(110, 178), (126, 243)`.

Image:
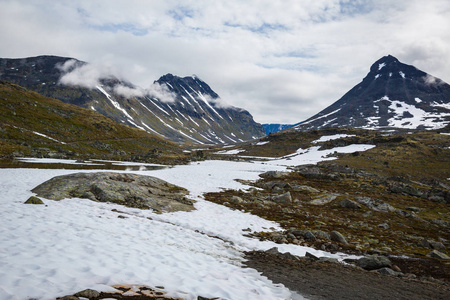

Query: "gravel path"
(244, 250), (450, 300)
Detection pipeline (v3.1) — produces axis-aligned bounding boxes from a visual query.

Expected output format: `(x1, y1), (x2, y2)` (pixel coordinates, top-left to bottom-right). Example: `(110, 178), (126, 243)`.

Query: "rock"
(31, 172), (194, 213)
(282, 252), (300, 260)
(339, 198), (361, 209)
(430, 241), (446, 251)
(56, 296), (79, 300)
(292, 185), (320, 193)
(378, 223), (390, 230)
(305, 252), (319, 261)
(24, 196), (44, 205)
(265, 247), (280, 255)
(312, 230), (330, 240)
(427, 250), (450, 259)
(319, 257), (339, 263)
(74, 289), (100, 298)
(304, 231), (317, 241)
(356, 197), (395, 212)
(271, 192), (292, 203)
(330, 230), (348, 244)
(259, 171), (289, 179)
(309, 194), (337, 205)
(357, 255), (392, 270)
(375, 267), (400, 276)
(406, 206), (422, 212)
(230, 196), (244, 204)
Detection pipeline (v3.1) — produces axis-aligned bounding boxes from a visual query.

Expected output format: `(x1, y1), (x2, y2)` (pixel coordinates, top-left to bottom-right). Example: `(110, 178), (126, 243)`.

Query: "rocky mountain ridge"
(295, 55), (450, 131)
(0, 55), (265, 144)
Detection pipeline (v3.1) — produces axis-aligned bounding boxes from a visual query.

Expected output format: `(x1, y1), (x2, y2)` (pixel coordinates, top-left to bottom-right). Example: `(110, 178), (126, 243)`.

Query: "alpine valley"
(0, 55), (265, 145)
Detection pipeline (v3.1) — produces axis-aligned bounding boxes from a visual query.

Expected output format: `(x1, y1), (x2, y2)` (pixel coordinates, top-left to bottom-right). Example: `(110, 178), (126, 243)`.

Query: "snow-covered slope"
(0, 56), (265, 144)
(295, 55), (450, 131)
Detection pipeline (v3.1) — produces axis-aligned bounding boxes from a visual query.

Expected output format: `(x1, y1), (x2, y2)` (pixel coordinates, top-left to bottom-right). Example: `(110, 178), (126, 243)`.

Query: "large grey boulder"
(356, 196), (395, 212)
(330, 230), (348, 244)
(32, 172), (194, 213)
(357, 255), (392, 270)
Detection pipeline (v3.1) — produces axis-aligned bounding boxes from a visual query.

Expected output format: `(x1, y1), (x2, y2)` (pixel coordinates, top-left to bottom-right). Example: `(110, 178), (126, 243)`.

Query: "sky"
(1, 0), (449, 124)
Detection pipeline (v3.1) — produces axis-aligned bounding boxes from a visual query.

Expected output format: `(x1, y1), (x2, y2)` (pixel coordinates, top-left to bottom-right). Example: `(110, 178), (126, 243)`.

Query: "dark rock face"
(357, 254), (392, 270)
(31, 172), (194, 213)
(295, 55), (450, 131)
(0, 56), (265, 144)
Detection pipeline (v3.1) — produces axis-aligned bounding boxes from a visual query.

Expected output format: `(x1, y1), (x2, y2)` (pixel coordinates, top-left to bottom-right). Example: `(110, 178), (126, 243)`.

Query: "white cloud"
(0, 0), (449, 124)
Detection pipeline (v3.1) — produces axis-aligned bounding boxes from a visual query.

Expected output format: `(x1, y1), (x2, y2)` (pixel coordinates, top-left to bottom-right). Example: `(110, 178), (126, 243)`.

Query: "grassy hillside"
(0, 82), (187, 164)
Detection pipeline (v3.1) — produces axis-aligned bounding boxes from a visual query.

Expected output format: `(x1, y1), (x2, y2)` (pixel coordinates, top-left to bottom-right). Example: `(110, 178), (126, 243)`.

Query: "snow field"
(0, 140), (373, 300)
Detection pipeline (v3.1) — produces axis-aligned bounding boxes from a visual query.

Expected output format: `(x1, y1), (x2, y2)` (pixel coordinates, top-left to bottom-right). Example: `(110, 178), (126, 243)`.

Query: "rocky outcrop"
(24, 196), (44, 204)
(32, 172), (194, 213)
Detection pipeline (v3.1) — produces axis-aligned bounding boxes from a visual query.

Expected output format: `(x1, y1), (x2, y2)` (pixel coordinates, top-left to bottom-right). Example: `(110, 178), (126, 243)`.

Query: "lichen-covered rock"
(340, 198), (361, 209)
(271, 192), (292, 203)
(31, 172), (194, 213)
(330, 230), (348, 244)
(24, 196), (44, 204)
(427, 250), (450, 260)
(356, 196), (395, 212)
(74, 289), (100, 298)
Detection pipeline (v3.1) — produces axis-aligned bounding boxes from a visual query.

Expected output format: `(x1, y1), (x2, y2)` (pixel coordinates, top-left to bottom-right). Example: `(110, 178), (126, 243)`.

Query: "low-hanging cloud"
(57, 60), (177, 102)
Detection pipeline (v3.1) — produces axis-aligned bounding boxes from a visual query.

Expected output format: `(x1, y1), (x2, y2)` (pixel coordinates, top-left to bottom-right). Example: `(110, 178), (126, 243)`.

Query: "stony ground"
(244, 249), (450, 300)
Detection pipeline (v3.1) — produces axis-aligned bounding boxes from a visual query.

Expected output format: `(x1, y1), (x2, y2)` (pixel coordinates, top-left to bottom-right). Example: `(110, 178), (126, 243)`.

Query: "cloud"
(146, 82), (177, 103)
(1, 0), (449, 124)
(57, 60), (115, 89)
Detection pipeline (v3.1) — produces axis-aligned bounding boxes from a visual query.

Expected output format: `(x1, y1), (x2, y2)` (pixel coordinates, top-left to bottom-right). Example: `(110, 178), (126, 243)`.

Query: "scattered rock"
(56, 296), (79, 300)
(374, 267), (401, 276)
(271, 192), (292, 203)
(292, 185), (320, 193)
(356, 197), (395, 212)
(24, 196), (44, 205)
(426, 250), (450, 260)
(357, 255), (392, 270)
(309, 194), (337, 205)
(305, 252), (319, 261)
(378, 223), (390, 230)
(339, 198), (361, 209)
(318, 257), (339, 263)
(31, 172), (194, 213)
(330, 230), (348, 245)
(74, 289), (100, 298)
(230, 196), (244, 204)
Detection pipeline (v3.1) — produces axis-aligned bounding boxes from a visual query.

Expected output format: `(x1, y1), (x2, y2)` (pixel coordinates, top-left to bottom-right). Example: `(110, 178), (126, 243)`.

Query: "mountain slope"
(295, 55), (450, 131)
(0, 81), (184, 162)
(0, 56), (265, 144)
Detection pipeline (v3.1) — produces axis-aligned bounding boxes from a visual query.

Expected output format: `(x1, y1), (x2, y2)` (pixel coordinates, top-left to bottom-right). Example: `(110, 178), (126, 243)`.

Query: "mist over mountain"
(0, 55), (265, 144)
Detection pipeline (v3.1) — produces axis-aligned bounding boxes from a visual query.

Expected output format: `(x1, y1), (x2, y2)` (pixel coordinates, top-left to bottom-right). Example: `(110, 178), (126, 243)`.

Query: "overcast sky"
(1, 0), (449, 124)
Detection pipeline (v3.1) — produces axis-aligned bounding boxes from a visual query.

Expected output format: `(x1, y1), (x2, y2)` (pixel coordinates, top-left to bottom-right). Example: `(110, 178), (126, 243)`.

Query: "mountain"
(0, 56), (265, 144)
(0, 81), (184, 162)
(262, 123), (295, 134)
(295, 55), (450, 131)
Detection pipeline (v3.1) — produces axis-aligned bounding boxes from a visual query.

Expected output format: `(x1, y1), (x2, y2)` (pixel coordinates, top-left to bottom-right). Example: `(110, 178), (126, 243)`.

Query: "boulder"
(74, 289), (100, 298)
(31, 172), (194, 213)
(271, 192), (292, 203)
(24, 196), (44, 205)
(230, 196), (244, 204)
(309, 194), (337, 205)
(427, 250), (450, 260)
(357, 255), (392, 270)
(375, 267), (401, 276)
(340, 198), (361, 209)
(356, 197), (396, 212)
(330, 230), (348, 244)
(259, 171), (289, 179)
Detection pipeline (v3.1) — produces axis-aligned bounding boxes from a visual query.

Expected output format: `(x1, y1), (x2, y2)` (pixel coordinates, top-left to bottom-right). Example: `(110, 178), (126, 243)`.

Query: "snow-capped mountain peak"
(295, 55), (450, 131)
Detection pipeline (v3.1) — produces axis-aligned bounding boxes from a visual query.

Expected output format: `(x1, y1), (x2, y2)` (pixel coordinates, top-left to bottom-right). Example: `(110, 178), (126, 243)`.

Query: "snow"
(255, 141), (269, 146)
(215, 149), (244, 155)
(431, 102), (450, 110)
(299, 108), (341, 126)
(399, 71), (406, 79)
(387, 99), (450, 129)
(311, 134), (356, 143)
(32, 131), (66, 144)
(415, 98), (422, 104)
(378, 62), (386, 70)
(148, 98), (171, 116)
(374, 74), (381, 79)
(0, 145), (376, 299)
(96, 86), (134, 121)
